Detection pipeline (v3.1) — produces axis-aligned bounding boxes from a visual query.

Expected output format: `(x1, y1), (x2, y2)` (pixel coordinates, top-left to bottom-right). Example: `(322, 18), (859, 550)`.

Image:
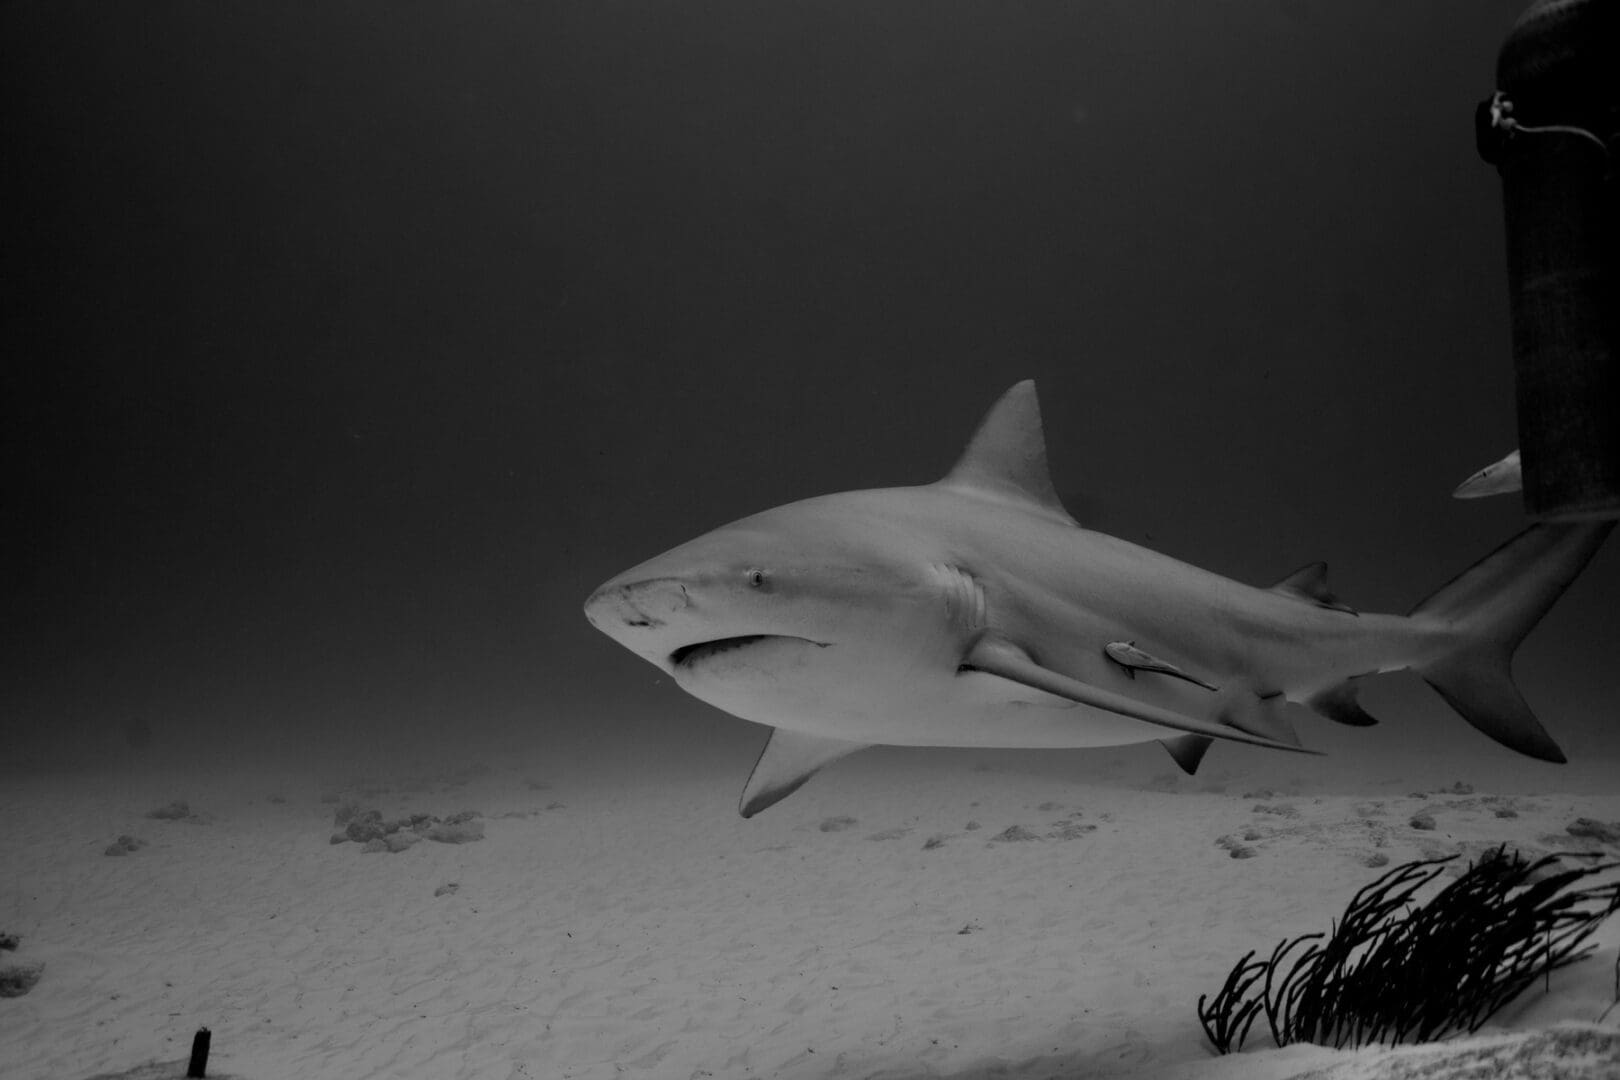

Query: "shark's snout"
(583, 577), (690, 633)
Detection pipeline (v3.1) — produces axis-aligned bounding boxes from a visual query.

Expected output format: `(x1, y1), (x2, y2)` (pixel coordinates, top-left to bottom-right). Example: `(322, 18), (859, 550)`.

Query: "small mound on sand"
(328, 808), (485, 851)
(1046, 819), (1096, 841)
(1567, 818), (1620, 845)
(144, 801), (211, 824)
(0, 956), (44, 997)
(426, 815), (485, 844)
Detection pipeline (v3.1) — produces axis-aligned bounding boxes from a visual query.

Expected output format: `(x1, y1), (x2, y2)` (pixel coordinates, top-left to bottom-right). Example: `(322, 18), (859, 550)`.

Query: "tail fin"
(1410, 522), (1612, 762)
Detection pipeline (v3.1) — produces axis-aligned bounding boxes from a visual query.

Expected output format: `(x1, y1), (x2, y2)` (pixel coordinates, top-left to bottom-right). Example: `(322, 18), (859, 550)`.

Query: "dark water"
(5, 1), (1617, 790)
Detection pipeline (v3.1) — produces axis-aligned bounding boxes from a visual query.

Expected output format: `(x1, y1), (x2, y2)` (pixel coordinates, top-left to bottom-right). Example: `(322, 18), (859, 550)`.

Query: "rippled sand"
(2, 750), (1617, 1080)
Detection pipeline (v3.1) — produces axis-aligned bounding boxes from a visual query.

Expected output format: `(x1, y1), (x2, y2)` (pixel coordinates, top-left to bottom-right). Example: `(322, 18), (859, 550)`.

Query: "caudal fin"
(1409, 522), (1612, 762)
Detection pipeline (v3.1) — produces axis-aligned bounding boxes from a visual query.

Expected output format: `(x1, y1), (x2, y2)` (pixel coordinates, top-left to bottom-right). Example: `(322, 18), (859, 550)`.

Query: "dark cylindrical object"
(186, 1027), (211, 1078)
(1492, 0), (1620, 520)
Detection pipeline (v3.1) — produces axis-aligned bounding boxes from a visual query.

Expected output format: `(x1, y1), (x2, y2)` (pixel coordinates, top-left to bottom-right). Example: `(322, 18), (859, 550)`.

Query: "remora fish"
(585, 382), (1610, 817)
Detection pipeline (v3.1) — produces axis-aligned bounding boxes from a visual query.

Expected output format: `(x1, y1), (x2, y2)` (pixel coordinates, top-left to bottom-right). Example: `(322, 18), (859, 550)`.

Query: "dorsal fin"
(1269, 562), (1357, 615)
(940, 380), (1076, 524)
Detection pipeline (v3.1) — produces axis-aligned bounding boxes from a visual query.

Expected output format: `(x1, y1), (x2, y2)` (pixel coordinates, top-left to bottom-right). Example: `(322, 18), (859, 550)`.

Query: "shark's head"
(582, 510), (834, 671)
(583, 491), (964, 732)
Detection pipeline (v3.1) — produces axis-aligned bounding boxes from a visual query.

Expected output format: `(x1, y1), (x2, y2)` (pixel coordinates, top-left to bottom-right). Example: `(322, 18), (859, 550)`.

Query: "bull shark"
(584, 382), (1610, 817)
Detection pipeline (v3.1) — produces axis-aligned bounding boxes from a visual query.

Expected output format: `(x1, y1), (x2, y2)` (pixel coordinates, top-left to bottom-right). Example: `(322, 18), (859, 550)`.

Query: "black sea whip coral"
(1198, 847), (1620, 1053)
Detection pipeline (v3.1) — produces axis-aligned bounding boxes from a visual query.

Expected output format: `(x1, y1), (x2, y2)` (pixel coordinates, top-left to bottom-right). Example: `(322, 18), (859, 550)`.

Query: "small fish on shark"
(585, 382), (1610, 817)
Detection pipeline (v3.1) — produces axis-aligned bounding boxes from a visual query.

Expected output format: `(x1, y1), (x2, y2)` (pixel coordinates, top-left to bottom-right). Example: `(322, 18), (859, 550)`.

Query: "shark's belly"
(676, 638), (1189, 748)
(850, 669), (1196, 748)
(869, 691), (1173, 748)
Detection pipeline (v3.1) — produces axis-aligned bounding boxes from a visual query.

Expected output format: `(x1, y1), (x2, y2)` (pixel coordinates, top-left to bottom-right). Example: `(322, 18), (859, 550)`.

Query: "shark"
(584, 381), (1611, 817)
(1455, 448), (1523, 498)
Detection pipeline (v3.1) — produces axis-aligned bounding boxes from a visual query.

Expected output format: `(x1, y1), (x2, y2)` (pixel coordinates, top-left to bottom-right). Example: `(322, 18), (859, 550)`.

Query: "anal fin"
(1215, 687), (1302, 748)
(739, 728), (870, 818)
(1306, 678), (1379, 727)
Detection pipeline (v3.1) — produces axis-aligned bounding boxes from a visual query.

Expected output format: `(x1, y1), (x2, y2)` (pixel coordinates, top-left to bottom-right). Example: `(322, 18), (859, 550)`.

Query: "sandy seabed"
(2, 746), (1617, 1080)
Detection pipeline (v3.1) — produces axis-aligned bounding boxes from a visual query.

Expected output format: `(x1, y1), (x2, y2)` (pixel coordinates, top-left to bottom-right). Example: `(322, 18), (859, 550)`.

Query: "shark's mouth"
(670, 635), (826, 669)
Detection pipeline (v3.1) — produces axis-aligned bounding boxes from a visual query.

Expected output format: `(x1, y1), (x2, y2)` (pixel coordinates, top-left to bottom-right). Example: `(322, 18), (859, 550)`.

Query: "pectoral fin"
(739, 728), (870, 818)
(963, 639), (1317, 755)
(1161, 734), (1214, 774)
(1104, 641), (1220, 691)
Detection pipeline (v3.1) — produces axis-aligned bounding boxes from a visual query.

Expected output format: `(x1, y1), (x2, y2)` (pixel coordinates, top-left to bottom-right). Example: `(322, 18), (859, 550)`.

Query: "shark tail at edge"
(1407, 521), (1613, 763)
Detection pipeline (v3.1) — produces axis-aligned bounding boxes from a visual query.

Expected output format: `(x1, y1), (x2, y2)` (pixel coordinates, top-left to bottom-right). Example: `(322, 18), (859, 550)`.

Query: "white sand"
(2, 748), (1617, 1080)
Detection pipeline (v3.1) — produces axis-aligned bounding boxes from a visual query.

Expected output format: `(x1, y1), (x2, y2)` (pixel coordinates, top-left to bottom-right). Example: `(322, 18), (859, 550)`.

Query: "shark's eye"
(745, 568), (768, 589)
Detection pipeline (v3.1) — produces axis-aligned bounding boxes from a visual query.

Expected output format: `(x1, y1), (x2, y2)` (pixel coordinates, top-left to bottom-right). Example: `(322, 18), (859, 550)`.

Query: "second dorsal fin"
(1269, 562), (1357, 616)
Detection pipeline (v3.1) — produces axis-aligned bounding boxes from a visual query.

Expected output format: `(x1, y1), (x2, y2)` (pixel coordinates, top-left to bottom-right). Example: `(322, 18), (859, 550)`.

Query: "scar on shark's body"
(585, 381), (1611, 817)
